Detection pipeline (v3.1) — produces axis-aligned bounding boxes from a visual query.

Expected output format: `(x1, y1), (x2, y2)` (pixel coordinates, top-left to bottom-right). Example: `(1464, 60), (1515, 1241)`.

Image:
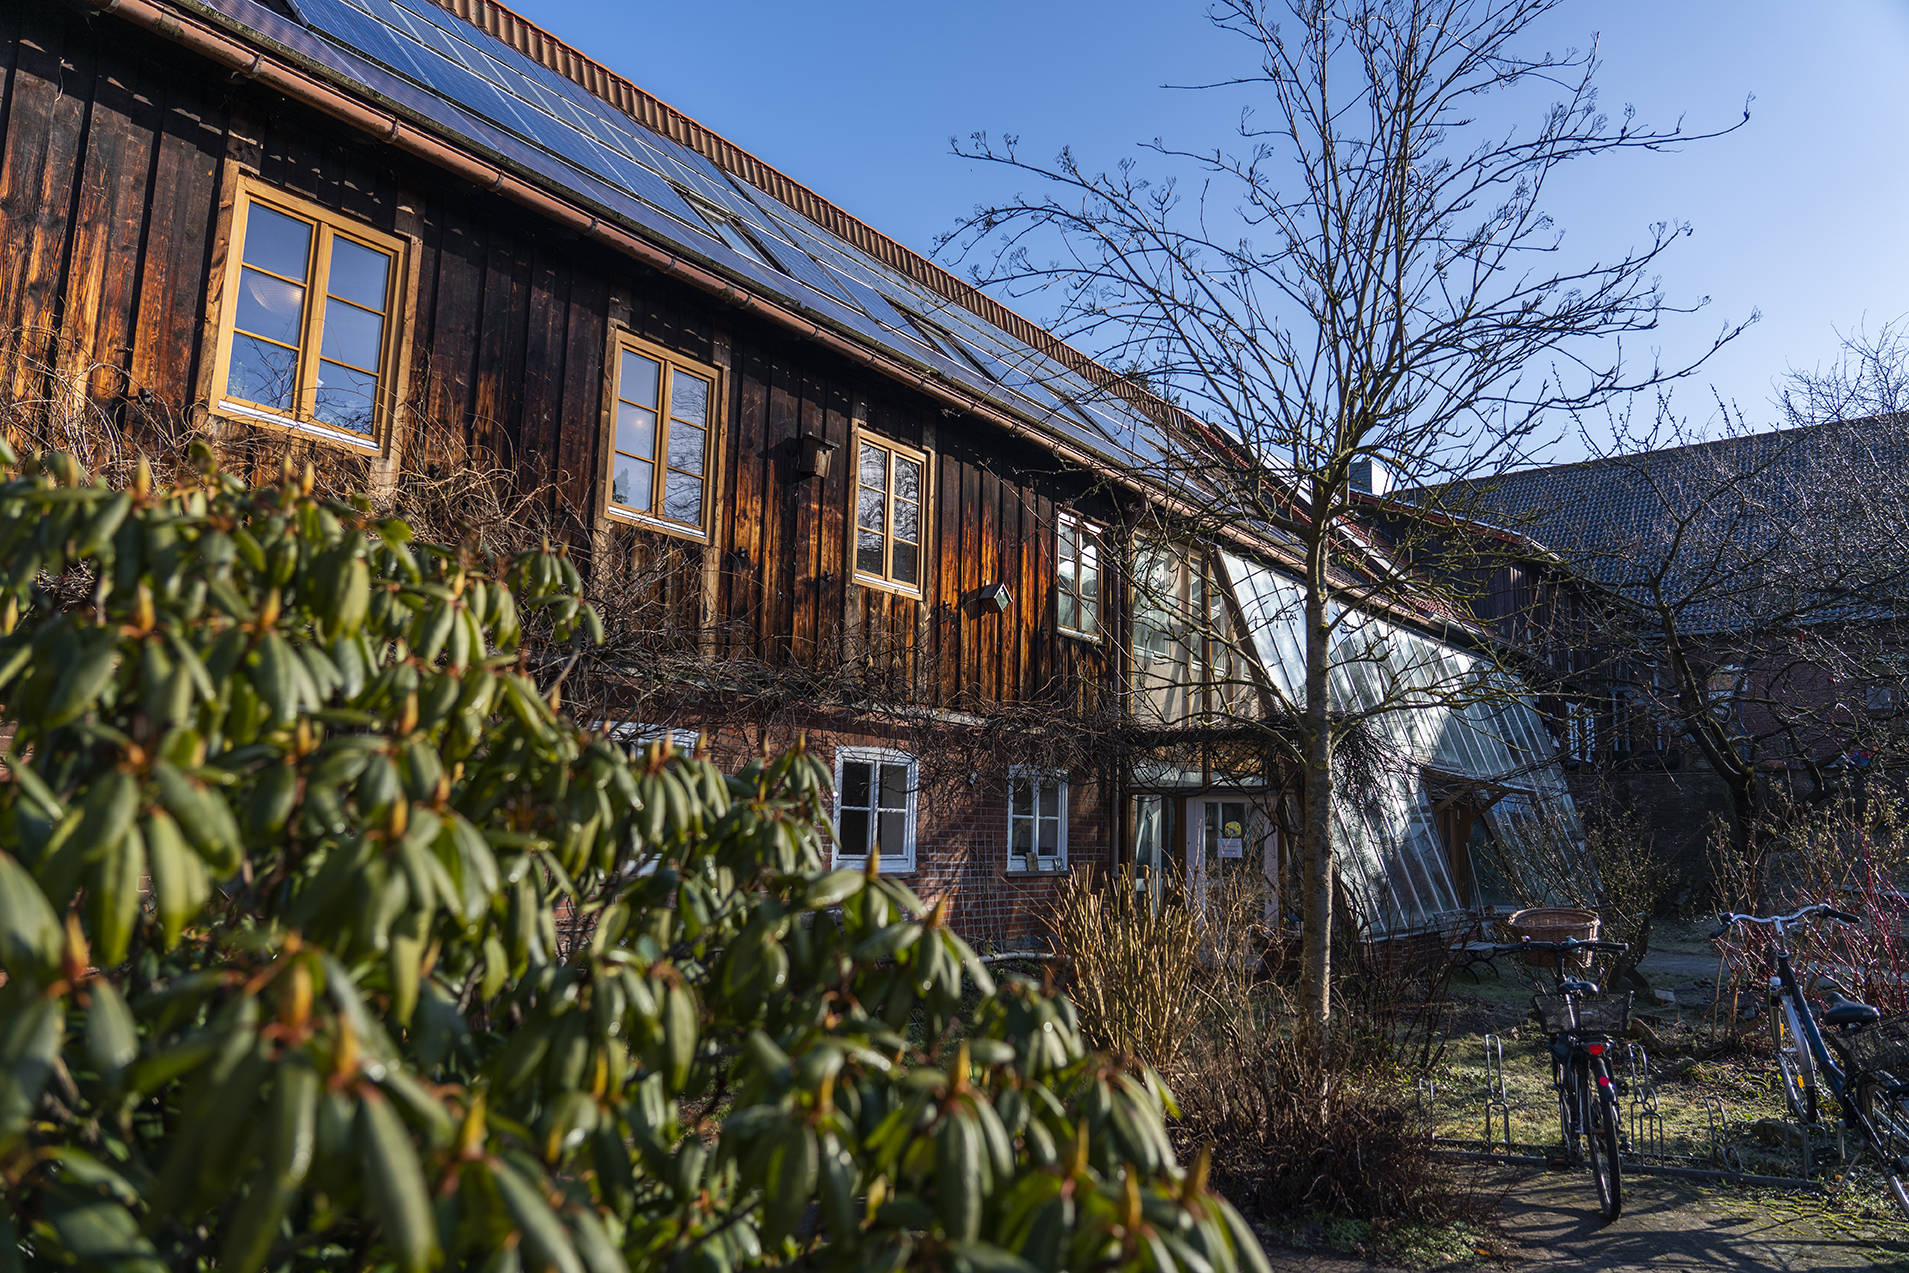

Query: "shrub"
(0, 446), (1271, 1273)
(1052, 865), (1206, 1070)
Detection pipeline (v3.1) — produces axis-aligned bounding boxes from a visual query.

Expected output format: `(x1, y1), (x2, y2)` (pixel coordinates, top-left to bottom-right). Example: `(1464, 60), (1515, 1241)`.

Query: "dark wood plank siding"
(0, 0), (1113, 721)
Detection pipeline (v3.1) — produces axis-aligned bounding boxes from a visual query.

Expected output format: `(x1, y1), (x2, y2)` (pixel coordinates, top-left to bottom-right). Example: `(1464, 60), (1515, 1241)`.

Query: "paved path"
(1264, 1169), (1909, 1271)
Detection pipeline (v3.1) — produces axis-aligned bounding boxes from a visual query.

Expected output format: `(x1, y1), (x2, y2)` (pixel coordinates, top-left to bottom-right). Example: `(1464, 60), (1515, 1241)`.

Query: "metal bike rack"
(1482, 1033), (1513, 1151)
(1625, 1043), (1665, 1162)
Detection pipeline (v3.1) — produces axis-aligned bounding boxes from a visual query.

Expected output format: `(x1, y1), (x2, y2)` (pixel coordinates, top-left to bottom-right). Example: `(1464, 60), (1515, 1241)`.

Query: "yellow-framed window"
(1057, 513), (1102, 638)
(607, 336), (719, 536)
(213, 179), (404, 448)
(853, 434), (927, 593)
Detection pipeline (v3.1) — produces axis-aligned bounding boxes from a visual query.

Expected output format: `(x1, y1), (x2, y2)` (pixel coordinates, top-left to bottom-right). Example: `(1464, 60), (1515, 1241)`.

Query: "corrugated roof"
(183, 0), (1175, 472)
(1428, 415), (1909, 634)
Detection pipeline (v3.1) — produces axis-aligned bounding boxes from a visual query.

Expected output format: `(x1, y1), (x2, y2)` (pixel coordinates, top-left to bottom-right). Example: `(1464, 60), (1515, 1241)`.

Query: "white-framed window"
(1056, 513), (1102, 639)
(605, 722), (701, 752)
(1564, 701), (1596, 765)
(1008, 769), (1068, 872)
(833, 747), (917, 872)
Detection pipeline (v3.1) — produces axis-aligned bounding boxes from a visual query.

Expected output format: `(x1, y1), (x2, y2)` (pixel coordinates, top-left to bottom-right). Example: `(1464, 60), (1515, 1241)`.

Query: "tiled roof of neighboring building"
(175, 0), (1174, 473)
(1429, 415), (1909, 634)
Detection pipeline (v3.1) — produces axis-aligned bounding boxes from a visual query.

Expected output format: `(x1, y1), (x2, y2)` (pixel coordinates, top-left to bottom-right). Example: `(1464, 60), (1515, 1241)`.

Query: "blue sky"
(511, 1), (1909, 456)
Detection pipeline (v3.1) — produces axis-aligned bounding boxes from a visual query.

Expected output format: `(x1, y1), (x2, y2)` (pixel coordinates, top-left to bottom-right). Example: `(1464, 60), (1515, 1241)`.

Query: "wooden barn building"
(0, 0), (1585, 947)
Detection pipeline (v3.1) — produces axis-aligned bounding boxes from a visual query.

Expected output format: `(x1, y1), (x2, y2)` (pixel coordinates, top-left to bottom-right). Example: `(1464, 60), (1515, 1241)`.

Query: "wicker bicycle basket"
(1533, 992), (1632, 1037)
(1846, 1012), (1909, 1078)
(1504, 907), (1601, 967)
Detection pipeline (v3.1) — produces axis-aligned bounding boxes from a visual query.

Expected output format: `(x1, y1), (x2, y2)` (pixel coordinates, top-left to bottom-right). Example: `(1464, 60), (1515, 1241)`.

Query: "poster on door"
(1218, 816), (1244, 858)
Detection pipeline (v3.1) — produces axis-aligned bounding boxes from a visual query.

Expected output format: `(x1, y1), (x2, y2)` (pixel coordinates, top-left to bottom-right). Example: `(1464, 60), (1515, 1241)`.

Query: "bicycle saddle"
(1825, 994), (1882, 1028)
(1561, 978), (1600, 996)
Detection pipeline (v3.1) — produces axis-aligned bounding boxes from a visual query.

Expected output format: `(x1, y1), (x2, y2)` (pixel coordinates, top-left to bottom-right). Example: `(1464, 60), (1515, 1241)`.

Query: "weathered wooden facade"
(1, 0), (1147, 944)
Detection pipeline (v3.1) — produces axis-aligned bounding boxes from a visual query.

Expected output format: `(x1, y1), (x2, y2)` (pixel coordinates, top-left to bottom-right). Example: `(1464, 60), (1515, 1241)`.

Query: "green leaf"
(357, 1089), (439, 1273)
(85, 979), (139, 1085)
(42, 1182), (168, 1273)
(491, 1158), (586, 1273)
(0, 849), (61, 974)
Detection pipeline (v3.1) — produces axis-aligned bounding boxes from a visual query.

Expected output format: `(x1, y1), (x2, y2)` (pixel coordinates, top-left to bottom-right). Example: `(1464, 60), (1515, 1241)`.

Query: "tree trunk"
(1299, 569), (1335, 1050)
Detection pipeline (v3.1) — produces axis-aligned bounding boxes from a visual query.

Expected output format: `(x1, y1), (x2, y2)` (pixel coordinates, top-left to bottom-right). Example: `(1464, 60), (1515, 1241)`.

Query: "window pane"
(859, 442), (886, 490)
(1080, 533), (1098, 572)
(611, 457), (653, 511)
(671, 370), (710, 425)
(856, 529), (884, 576)
(668, 420), (706, 476)
(879, 764), (909, 811)
(857, 487), (884, 535)
(1011, 817), (1032, 854)
(1078, 556), (1099, 606)
(242, 204), (312, 280)
(234, 268), (305, 347)
(226, 334), (299, 410)
(894, 496), (918, 544)
(842, 761), (872, 809)
(877, 810), (907, 858)
(616, 403), (657, 460)
(1081, 595), (1098, 634)
(1010, 773), (1031, 818)
(1040, 782), (1061, 820)
(1059, 518), (1075, 560)
(620, 351), (660, 408)
(319, 299), (384, 372)
(896, 455), (920, 502)
(662, 470), (702, 524)
(891, 540), (918, 586)
(840, 809), (871, 857)
(313, 361), (378, 435)
(1058, 592), (1077, 631)
(327, 237), (390, 310)
(1058, 553), (1076, 595)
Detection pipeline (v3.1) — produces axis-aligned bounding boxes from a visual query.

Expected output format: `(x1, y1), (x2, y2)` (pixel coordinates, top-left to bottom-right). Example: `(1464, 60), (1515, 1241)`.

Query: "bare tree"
(941, 0), (1745, 1042)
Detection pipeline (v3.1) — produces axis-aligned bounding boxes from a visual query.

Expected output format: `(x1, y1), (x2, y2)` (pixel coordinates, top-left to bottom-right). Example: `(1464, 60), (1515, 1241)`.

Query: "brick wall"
(630, 711), (1116, 950)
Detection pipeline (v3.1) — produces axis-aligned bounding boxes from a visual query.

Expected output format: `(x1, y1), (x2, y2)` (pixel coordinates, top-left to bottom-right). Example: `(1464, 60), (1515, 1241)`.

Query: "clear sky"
(508, 0), (1909, 459)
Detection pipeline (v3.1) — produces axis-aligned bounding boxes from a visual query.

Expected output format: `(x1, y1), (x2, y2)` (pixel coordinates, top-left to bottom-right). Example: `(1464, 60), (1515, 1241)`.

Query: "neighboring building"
(0, 0), (1582, 946)
(1438, 416), (1909, 868)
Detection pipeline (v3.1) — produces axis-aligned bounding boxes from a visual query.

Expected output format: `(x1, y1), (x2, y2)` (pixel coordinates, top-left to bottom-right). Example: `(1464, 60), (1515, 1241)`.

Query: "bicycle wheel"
(1772, 996), (1820, 1124)
(1556, 1055), (1580, 1163)
(1856, 1075), (1909, 1218)
(1583, 1058), (1624, 1221)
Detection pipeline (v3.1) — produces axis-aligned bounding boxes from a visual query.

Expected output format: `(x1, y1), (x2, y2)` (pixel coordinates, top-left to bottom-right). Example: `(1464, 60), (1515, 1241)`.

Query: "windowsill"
(215, 400), (382, 454)
(605, 504), (710, 543)
(834, 860), (916, 876)
(851, 572), (924, 600)
(1005, 866), (1070, 878)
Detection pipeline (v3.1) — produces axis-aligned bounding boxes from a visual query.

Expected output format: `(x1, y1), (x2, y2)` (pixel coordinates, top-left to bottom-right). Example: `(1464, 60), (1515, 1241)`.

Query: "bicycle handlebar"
(1708, 902), (1863, 940)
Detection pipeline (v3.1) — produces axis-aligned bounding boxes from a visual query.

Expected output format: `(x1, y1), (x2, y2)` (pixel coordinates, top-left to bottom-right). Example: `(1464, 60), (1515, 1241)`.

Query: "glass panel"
(840, 809), (871, 857)
(859, 442), (886, 489)
(611, 457), (653, 511)
(896, 455), (920, 502)
(879, 764), (909, 811)
(319, 300), (384, 372)
(891, 541), (918, 586)
(856, 487), (884, 535)
(620, 351), (660, 408)
(327, 237), (390, 310)
(894, 496), (918, 544)
(670, 371), (710, 425)
(1040, 783), (1061, 820)
(1058, 592), (1077, 631)
(313, 362), (378, 435)
(1011, 816), (1032, 854)
(226, 334), (299, 410)
(616, 403), (657, 460)
(1078, 556), (1099, 607)
(662, 471), (702, 525)
(1010, 773), (1031, 818)
(1080, 594), (1098, 634)
(856, 530), (884, 576)
(235, 269), (306, 347)
(1059, 518), (1076, 561)
(668, 421), (706, 476)
(241, 203), (313, 280)
(877, 810), (907, 857)
(842, 761), (872, 809)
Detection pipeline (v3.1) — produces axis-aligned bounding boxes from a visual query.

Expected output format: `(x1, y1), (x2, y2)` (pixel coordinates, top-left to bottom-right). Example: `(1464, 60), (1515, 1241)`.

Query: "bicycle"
(1494, 935), (1631, 1221)
(1711, 902), (1909, 1215)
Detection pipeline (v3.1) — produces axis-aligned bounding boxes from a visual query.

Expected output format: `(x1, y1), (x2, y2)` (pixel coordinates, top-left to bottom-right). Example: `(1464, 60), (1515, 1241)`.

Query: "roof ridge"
(421, 0), (1167, 425)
